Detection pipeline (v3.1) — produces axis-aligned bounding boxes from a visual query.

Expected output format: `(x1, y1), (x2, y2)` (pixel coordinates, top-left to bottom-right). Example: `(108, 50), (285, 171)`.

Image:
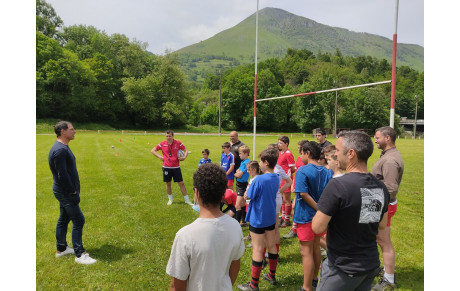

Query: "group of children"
(194, 137), (344, 291)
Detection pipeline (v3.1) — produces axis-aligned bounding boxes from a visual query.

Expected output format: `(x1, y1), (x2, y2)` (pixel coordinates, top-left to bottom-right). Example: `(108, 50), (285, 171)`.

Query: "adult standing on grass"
(167, 163), (245, 291)
(315, 128), (332, 149)
(152, 130), (193, 206)
(230, 131), (245, 175)
(48, 121), (97, 265)
(312, 131), (389, 291)
(371, 126), (404, 291)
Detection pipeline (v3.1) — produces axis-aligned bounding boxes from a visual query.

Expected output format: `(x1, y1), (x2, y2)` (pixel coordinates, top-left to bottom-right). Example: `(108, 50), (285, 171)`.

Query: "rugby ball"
(177, 149), (185, 158)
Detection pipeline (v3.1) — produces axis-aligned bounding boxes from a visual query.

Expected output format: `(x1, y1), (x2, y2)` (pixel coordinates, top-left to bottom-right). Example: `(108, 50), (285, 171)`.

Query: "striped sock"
(250, 260), (263, 289)
(268, 253), (279, 278)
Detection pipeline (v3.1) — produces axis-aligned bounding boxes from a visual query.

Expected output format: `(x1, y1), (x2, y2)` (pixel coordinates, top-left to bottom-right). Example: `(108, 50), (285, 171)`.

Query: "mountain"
(176, 7), (423, 83)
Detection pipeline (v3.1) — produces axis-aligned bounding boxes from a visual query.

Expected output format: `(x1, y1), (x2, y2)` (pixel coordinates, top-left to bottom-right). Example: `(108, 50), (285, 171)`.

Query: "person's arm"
(171, 277), (187, 291)
(312, 210), (331, 234)
(378, 212), (388, 231)
(226, 164), (234, 176)
(381, 160), (400, 199)
(299, 192), (318, 210)
(234, 169), (243, 178)
(53, 149), (77, 194)
(229, 259), (241, 285)
(290, 165), (296, 174)
(279, 177), (292, 193)
(151, 148), (164, 161)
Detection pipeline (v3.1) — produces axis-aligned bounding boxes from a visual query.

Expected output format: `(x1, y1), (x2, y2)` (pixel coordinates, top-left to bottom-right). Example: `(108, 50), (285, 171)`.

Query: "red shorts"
(296, 222), (326, 242)
(387, 203), (397, 227)
(227, 179), (234, 188)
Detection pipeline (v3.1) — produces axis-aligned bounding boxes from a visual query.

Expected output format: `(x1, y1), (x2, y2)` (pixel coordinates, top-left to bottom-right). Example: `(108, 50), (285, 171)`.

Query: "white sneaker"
(185, 200), (194, 206)
(56, 246), (74, 258)
(75, 253), (97, 265)
(167, 199), (173, 205)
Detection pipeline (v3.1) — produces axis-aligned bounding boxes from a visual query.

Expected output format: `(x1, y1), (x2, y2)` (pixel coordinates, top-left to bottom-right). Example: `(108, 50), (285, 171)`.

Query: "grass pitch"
(36, 132), (423, 290)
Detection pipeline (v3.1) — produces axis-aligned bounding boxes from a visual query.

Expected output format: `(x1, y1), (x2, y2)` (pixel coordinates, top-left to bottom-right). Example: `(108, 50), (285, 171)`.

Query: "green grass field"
(36, 131), (423, 290)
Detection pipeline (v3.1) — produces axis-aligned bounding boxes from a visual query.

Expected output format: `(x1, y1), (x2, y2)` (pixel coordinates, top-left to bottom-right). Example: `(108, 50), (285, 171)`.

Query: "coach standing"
(230, 131), (245, 174)
(151, 130), (193, 206)
(371, 126), (404, 291)
(312, 131), (389, 290)
(48, 121), (96, 265)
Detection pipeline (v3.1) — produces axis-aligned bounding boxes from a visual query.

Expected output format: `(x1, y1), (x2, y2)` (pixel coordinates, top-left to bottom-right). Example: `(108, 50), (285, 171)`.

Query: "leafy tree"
(36, 0), (63, 41)
(294, 82), (326, 132)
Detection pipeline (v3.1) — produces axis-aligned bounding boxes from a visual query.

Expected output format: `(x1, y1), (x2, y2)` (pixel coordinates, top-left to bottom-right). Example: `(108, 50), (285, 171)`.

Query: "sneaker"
(312, 279), (318, 289)
(299, 287), (306, 291)
(56, 246), (74, 258)
(237, 282), (259, 291)
(372, 277), (397, 291)
(262, 273), (277, 285)
(283, 229), (297, 238)
(185, 200), (194, 206)
(167, 199), (173, 205)
(240, 222), (248, 227)
(278, 216), (284, 224)
(280, 220), (291, 228)
(377, 266), (384, 279)
(75, 253), (97, 265)
(243, 234), (252, 241)
(320, 247), (327, 259)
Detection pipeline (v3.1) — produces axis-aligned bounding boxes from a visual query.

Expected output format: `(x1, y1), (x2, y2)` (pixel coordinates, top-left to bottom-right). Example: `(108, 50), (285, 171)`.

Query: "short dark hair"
(193, 163), (227, 206)
(338, 130), (374, 162)
(54, 121), (70, 137)
(375, 126), (396, 143)
(278, 136), (290, 146)
(259, 148), (278, 169)
(301, 141), (321, 160)
(323, 145), (337, 161)
(165, 130), (174, 136)
(222, 142), (231, 148)
(316, 128), (327, 135)
(247, 161), (261, 175)
(202, 149), (210, 155)
(297, 139), (309, 146)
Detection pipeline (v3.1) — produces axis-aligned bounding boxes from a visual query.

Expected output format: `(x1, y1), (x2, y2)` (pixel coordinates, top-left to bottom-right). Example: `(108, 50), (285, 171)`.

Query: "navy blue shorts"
(162, 167), (183, 183)
(249, 223), (276, 234)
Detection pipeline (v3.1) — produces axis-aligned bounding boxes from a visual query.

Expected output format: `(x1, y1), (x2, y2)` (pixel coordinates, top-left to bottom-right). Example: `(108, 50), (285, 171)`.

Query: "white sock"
(183, 195), (190, 202)
(384, 272), (395, 284)
(168, 194), (173, 201)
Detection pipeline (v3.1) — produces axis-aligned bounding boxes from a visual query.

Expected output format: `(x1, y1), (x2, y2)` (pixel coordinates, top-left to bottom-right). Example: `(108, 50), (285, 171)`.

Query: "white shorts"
(276, 191), (282, 214)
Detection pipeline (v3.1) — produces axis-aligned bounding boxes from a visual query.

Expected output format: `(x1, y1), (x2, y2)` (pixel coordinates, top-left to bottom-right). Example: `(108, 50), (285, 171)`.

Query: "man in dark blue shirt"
(48, 121), (96, 265)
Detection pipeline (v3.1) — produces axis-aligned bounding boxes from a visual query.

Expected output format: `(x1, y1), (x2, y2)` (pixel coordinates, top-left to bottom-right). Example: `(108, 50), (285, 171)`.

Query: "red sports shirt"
(154, 139), (186, 168)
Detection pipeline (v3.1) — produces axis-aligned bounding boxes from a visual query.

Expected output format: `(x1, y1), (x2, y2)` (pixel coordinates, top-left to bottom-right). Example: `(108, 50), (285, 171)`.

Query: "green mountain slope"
(176, 7), (423, 83)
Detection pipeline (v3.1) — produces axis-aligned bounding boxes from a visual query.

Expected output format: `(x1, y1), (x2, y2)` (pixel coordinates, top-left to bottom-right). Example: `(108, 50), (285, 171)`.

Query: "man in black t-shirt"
(315, 128), (332, 149)
(312, 131), (389, 291)
(229, 131), (245, 173)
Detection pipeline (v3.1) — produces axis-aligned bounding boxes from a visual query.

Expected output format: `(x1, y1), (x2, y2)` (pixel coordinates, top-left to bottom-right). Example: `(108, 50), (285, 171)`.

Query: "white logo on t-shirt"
(359, 187), (384, 224)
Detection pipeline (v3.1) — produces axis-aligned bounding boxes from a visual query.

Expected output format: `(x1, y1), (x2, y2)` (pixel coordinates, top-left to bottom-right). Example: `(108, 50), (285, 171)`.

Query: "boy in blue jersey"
(220, 142), (235, 189)
(237, 148), (280, 291)
(234, 145), (250, 225)
(294, 141), (332, 291)
(198, 149), (212, 166)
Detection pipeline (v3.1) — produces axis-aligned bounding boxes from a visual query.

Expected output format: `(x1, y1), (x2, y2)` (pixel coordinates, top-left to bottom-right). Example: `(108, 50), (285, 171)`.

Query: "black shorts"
(162, 167), (183, 183)
(236, 181), (248, 197)
(250, 223), (276, 234)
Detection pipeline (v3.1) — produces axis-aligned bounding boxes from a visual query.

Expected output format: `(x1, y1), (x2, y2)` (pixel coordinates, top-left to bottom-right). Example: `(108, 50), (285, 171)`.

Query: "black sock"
(242, 209), (247, 222)
(235, 210), (243, 223)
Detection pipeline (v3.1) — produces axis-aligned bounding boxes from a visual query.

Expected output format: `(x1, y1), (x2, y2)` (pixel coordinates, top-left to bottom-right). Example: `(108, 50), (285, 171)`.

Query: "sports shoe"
(167, 199), (173, 205)
(283, 229), (297, 238)
(237, 282), (259, 290)
(243, 234), (251, 241)
(75, 253), (97, 265)
(56, 246), (74, 258)
(185, 200), (194, 206)
(280, 220), (291, 228)
(299, 287), (306, 291)
(372, 277), (396, 291)
(312, 279), (318, 289)
(278, 216), (284, 224)
(320, 247), (327, 259)
(262, 273), (277, 285)
(240, 222), (248, 227)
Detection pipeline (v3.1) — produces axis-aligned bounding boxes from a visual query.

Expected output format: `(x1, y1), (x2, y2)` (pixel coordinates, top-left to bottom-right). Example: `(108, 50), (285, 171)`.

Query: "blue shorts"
(162, 167), (183, 183)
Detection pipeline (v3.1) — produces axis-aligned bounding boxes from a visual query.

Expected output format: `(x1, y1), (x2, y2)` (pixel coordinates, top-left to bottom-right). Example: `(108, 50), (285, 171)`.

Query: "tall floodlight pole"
(218, 70), (222, 136)
(390, 0), (399, 128)
(253, 0), (259, 159)
(413, 95), (418, 138)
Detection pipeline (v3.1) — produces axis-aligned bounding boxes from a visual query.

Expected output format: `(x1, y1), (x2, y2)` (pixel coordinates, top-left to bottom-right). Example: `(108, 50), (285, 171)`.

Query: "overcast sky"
(46, 0), (424, 55)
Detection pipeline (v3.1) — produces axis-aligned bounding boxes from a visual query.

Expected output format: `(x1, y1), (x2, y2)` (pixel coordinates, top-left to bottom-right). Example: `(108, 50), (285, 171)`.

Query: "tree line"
(37, 0), (424, 133)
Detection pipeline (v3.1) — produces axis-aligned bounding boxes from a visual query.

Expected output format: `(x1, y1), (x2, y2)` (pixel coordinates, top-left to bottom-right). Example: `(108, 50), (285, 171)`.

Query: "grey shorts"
(317, 258), (380, 291)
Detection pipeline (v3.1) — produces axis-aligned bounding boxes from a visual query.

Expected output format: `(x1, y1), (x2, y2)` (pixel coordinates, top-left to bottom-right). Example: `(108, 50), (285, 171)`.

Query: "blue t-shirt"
(294, 164), (332, 224)
(220, 152), (235, 180)
(198, 158), (212, 166)
(236, 158), (250, 183)
(245, 173), (280, 228)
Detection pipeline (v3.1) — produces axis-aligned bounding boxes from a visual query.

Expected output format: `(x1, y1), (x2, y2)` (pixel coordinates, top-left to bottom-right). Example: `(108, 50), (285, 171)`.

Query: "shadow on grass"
(390, 266), (424, 290)
(88, 244), (134, 262)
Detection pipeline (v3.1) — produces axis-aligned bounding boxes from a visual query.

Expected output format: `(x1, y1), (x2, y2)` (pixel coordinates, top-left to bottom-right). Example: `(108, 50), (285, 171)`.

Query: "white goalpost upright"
(251, 1), (399, 156)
